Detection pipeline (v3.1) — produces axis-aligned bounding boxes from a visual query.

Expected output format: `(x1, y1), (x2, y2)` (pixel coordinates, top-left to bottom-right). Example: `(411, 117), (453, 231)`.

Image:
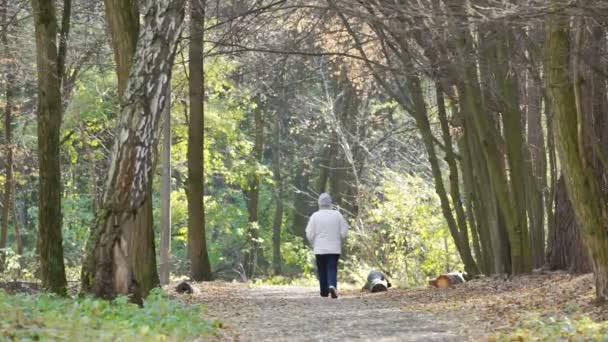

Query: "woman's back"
(306, 209), (349, 255)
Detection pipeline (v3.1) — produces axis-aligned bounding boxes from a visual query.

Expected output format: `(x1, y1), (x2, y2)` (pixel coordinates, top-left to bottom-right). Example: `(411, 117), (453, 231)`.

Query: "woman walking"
(306, 193), (349, 298)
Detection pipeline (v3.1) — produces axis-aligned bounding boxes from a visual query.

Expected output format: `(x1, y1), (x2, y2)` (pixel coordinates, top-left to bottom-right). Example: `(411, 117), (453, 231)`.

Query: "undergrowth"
(493, 315), (608, 341)
(0, 288), (218, 341)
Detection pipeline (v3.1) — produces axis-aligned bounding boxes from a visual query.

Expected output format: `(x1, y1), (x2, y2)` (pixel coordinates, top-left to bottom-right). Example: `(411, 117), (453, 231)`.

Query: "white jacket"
(305, 209), (349, 255)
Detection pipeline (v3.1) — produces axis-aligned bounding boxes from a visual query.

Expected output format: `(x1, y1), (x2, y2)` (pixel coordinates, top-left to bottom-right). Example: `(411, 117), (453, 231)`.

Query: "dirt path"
(191, 284), (465, 341)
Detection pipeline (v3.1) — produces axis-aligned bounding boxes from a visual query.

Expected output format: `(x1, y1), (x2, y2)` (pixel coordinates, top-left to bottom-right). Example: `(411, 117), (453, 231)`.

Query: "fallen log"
(428, 272), (466, 288)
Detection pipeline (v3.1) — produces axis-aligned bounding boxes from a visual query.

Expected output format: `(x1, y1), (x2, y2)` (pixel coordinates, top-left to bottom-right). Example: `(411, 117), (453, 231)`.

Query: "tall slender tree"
(160, 91), (172, 285)
(0, 0), (15, 271)
(31, 0), (71, 295)
(187, 0), (213, 281)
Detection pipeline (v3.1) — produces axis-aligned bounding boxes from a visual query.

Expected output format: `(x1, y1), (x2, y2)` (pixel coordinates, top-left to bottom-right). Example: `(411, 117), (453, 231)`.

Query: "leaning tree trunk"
(547, 10), (608, 301)
(83, 0), (185, 302)
(406, 74), (479, 276)
(187, 0), (213, 282)
(31, 0), (68, 295)
(82, 0), (163, 298)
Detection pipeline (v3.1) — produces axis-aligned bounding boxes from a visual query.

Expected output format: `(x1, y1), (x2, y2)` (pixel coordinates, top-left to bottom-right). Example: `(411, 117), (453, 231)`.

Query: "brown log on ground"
(428, 273), (466, 288)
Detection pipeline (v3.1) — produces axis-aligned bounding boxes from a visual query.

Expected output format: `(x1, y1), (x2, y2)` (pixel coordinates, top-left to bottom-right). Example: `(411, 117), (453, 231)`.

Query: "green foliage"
(494, 315), (608, 341)
(0, 288), (217, 341)
(345, 171), (462, 287)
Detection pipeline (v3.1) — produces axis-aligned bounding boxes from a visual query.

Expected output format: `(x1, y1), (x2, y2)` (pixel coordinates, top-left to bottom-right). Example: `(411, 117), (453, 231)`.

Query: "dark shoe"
(329, 286), (338, 299)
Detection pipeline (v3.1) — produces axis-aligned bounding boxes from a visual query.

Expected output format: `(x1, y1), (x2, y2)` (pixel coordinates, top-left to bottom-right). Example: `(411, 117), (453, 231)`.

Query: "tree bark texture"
(546, 176), (592, 273)
(160, 92), (172, 285)
(243, 97), (264, 279)
(525, 69), (547, 269)
(0, 0), (15, 271)
(448, 5), (531, 273)
(547, 10), (608, 301)
(271, 112), (283, 276)
(82, 0), (185, 302)
(31, 0), (68, 295)
(103, 0), (139, 98)
(187, 0), (213, 282)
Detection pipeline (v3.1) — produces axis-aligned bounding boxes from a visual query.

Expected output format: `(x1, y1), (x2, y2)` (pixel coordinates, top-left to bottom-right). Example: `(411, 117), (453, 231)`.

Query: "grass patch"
(492, 315), (608, 341)
(0, 288), (218, 341)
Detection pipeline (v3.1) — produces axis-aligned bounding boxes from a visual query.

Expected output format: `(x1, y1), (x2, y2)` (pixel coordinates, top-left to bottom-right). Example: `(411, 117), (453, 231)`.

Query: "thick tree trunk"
(31, 0), (68, 295)
(103, 0), (139, 98)
(547, 11), (608, 301)
(546, 176), (592, 273)
(160, 93), (172, 285)
(82, 0), (184, 301)
(188, 0), (212, 282)
(83, 0), (161, 297)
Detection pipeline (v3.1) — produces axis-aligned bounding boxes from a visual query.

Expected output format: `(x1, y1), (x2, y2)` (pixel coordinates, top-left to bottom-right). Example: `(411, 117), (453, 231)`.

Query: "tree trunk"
(459, 38), (532, 274)
(0, 0), (15, 271)
(103, 0), (139, 98)
(547, 10), (608, 301)
(31, 0), (68, 295)
(271, 113), (283, 276)
(525, 69), (547, 269)
(435, 83), (477, 273)
(10, 185), (23, 255)
(243, 97), (264, 279)
(407, 74), (479, 276)
(82, 0), (184, 302)
(188, 0), (212, 281)
(546, 176), (592, 273)
(85, 0), (161, 297)
(291, 164), (313, 241)
(494, 32), (537, 271)
(160, 91), (172, 285)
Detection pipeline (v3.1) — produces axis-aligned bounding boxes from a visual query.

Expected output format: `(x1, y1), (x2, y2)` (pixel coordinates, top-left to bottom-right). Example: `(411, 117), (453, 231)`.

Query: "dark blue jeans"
(315, 254), (340, 297)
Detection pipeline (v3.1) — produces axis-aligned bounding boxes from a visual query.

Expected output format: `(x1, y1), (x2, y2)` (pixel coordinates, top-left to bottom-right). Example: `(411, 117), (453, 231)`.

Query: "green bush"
(0, 288), (217, 341)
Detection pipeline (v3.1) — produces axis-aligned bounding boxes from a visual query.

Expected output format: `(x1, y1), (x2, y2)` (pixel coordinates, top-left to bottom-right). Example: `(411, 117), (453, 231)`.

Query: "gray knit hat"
(318, 193), (332, 207)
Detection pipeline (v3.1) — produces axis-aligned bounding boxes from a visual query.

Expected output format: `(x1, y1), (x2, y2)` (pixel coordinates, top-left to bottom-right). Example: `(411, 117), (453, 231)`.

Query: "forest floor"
(169, 272), (608, 341)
